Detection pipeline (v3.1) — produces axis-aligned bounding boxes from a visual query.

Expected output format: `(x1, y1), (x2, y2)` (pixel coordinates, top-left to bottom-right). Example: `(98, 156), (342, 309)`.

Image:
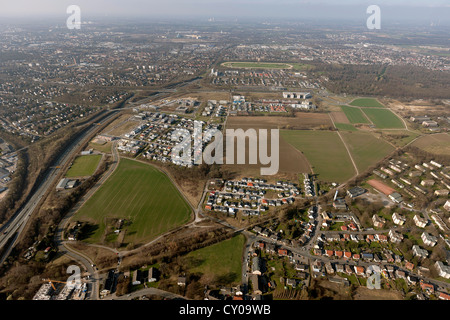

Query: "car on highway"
(3, 231), (7, 235)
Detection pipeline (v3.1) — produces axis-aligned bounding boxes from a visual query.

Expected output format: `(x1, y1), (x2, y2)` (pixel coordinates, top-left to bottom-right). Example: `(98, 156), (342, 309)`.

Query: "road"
(0, 109), (121, 264)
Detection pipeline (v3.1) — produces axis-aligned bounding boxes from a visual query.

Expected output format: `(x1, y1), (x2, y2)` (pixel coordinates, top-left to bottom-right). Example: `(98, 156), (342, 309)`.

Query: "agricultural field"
(221, 61), (292, 69)
(380, 130), (420, 147)
(340, 131), (395, 172)
(349, 98), (385, 108)
(184, 235), (245, 285)
(340, 105), (370, 124)
(72, 158), (192, 246)
(280, 130), (356, 182)
(361, 108), (405, 129)
(65, 154), (102, 177)
(224, 116), (313, 180)
(411, 133), (450, 155)
(335, 123), (357, 131)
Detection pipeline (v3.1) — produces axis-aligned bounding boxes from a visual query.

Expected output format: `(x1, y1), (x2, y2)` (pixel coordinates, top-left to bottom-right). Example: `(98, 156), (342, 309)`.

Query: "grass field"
(361, 108), (405, 129)
(72, 158), (192, 245)
(340, 132), (395, 172)
(66, 154), (102, 177)
(221, 61), (292, 69)
(411, 133), (450, 155)
(350, 98), (385, 108)
(281, 130), (356, 182)
(335, 123), (358, 131)
(184, 235), (245, 285)
(340, 105), (370, 124)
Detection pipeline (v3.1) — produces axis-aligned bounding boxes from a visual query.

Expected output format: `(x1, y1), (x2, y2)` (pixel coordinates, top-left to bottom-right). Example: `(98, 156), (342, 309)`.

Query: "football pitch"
(65, 154), (102, 177)
(72, 158), (192, 245)
(349, 98), (385, 108)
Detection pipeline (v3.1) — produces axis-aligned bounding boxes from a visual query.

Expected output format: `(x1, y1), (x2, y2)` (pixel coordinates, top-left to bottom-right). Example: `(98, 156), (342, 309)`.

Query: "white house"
(421, 232), (438, 247)
(392, 212), (406, 226)
(413, 215), (427, 228)
(435, 261), (450, 279)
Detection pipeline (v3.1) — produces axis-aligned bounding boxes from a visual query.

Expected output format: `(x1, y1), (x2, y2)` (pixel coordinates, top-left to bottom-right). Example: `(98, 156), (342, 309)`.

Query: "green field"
(340, 132), (395, 172)
(335, 123), (358, 131)
(221, 61), (292, 69)
(361, 108), (405, 129)
(66, 154), (102, 177)
(340, 105), (370, 124)
(72, 158), (192, 245)
(184, 235), (245, 285)
(350, 98), (385, 108)
(281, 130), (356, 182)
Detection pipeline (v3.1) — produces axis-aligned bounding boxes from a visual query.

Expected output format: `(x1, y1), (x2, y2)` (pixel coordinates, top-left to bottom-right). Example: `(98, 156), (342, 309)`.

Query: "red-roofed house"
(353, 254), (360, 260)
(354, 266), (365, 276)
(325, 250), (334, 257)
(348, 223), (357, 231)
(278, 249), (288, 256)
(420, 280), (434, 294)
(343, 252), (352, 259)
(335, 251), (343, 258)
(341, 225), (348, 231)
(405, 262), (415, 271)
(366, 235), (374, 243)
(438, 292), (450, 300)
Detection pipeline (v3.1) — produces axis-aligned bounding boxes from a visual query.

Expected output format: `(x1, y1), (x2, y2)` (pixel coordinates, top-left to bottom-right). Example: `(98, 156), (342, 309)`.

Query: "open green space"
(361, 108), (405, 129)
(349, 98), (385, 108)
(184, 235), (245, 285)
(335, 123), (358, 131)
(340, 131), (395, 172)
(72, 158), (192, 245)
(65, 154), (102, 177)
(88, 141), (112, 154)
(281, 130), (356, 182)
(221, 61), (292, 69)
(340, 105), (370, 124)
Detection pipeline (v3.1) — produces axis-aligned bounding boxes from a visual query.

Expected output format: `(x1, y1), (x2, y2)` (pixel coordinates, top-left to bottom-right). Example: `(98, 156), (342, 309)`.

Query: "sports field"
(281, 130), (356, 182)
(350, 98), (385, 108)
(72, 158), (192, 245)
(361, 108), (404, 129)
(340, 132), (395, 172)
(184, 235), (245, 285)
(65, 154), (102, 177)
(340, 105), (370, 124)
(221, 61), (292, 69)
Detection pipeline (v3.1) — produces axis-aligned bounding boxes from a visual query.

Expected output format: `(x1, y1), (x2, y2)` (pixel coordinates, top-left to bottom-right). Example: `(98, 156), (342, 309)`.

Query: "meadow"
(340, 105), (370, 124)
(72, 158), (192, 246)
(361, 108), (405, 129)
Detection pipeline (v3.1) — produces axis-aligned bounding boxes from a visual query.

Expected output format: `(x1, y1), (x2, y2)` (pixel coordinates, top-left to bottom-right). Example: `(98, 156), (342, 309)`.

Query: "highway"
(0, 109), (121, 264)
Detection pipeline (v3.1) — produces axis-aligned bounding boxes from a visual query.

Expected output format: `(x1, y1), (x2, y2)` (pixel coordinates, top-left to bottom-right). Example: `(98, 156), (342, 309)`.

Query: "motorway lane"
(0, 110), (120, 264)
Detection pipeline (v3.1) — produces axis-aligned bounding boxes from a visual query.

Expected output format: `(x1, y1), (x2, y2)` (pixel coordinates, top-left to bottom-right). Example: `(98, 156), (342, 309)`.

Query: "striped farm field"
(361, 108), (404, 129)
(281, 130), (356, 183)
(72, 158), (192, 245)
(340, 132), (395, 172)
(340, 105), (370, 124)
(349, 98), (385, 108)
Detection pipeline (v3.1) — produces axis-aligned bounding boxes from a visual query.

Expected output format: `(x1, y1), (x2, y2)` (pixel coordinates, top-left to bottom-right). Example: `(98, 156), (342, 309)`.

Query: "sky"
(1, 0), (450, 24)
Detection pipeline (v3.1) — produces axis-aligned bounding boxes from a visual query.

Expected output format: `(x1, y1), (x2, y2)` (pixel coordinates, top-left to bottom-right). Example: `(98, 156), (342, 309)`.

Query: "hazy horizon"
(1, 1), (450, 26)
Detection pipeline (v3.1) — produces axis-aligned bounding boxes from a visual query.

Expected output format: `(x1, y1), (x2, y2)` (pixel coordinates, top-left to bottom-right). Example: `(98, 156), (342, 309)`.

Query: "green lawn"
(184, 235), (245, 285)
(350, 98), (385, 108)
(66, 154), (102, 177)
(72, 158), (192, 245)
(340, 105), (370, 124)
(335, 123), (358, 131)
(281, 130), (356, 182)
(361, 108), (405, 129)
(340, 132), (395, 172)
